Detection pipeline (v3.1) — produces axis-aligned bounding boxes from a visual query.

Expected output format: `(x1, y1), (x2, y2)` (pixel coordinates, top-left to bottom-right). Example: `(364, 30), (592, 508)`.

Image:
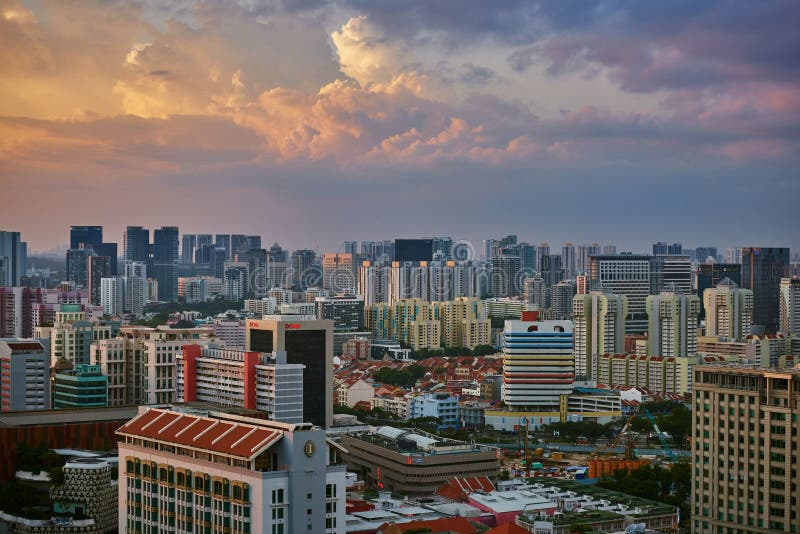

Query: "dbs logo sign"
(247, 322), (260, 327)
(284, 323), (301, 329)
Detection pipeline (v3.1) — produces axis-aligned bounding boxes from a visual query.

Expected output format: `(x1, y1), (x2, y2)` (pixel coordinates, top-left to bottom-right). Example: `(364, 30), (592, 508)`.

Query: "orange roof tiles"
(117, 408), (283, 460)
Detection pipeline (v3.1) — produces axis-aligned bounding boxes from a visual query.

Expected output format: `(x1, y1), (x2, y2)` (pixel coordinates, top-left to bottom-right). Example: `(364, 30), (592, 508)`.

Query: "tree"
(472, 344), (497, 356)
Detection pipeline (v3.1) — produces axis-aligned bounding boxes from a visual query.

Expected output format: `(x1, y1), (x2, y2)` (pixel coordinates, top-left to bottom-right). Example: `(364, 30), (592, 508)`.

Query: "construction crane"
(592, 411), (636, 460)
(642, 406), (676, 460)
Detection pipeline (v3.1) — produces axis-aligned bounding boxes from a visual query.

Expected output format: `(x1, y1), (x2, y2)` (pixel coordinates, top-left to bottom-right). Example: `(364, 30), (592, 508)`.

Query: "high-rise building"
(652, 255), (692, 295)
(741, 247), (791, 333)
(100, 277), (123, 315)
(691, 366), (800, 534)
(365, 299), (440, 351)
(780, 277), (800, 336)
(431, 237), (453, 260)
(576, 243), (600, 274)
(703, 278), (753, 341)
(215, 234), (231, 259)
(122, 275), (146, 315)
(589, 254), (653, 334)
(0, 338), (50, 411)
(66, 248), (92, 287)
(394, 239), (433, 262)
(246, 318), (333, 428)
(572, 291), (627, 383)
(87, 254), (111, 305)
(357, 260), (387, 306)
(177, 345), (305, 422)
(694, 247), (718, 263)
(601, 245), (617, 255)
(646, 292), (700, 357)
(195, 233), (213, 251)
(267, 243), (289, 289)
(152, 226), (179, 302)
(501, 314), (573, 411)
(431, 297), (490, 349)
(561, 243), (576, 277)
(123, 226), (150, 263)
(180, 234), (196, 264)
(322, 253), (354, 292)
(70, 225), (103, 250)
(696, 263), (741, 319)
(652, 242), (682, 255)
(116, 407), (347, 534)
(315, 295), (364, 332)
(230, 234), (248, 255)
(490, 255), (520, 298)
(540, 254), (564, 287)
(223, 263), (249, 301)
(0, 231), (26, 287)
(550, 280), (576, 319)
(291, 249), (316, 288)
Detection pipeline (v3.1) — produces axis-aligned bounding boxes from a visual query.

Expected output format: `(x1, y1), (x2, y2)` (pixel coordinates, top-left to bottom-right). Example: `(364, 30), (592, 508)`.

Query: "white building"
(117, 407), (347, 534)
(780, 277), (800, 336)
(572, 291), (627, 384)
(703, 278), (753, 341)
(646, 292), (700, 357)
(101, 277), (123, 316)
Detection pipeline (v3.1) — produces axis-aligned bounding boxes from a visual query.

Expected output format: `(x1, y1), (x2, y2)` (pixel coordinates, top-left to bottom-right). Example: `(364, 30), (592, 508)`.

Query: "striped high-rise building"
(646, 292), (701, 358)
(703, 278), (753, 341)
(501, 313), (574, 411)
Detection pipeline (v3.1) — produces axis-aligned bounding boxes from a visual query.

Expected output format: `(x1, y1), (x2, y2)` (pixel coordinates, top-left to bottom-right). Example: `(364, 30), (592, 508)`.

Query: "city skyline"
(1, 0), (798, 253)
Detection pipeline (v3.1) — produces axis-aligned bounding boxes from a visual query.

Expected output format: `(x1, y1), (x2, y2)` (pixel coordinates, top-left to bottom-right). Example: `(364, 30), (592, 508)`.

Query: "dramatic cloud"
(0, 0), (797, 252)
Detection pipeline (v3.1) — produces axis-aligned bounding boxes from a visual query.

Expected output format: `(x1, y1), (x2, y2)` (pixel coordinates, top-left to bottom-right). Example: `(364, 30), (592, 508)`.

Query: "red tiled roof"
(116, 408), (283, 460)
(436, 476), (495, 501)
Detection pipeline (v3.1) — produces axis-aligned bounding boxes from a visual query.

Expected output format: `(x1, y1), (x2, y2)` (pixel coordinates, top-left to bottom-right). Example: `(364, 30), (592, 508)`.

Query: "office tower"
(431, 297), (490, 349)
(572, 291), (627, 382)
(87, 254), (111, 305)
(501, 314), (573, 411)
(223, 263), (249, 300)
(180, 234), (196, 264)
(691, 366), (800, 534)
(242, 248), (267, 297)
(214, 233), (230, 259)
(100, 277), (123, 315)
(152, 226), (179, 302)
(653, 255), (692, 294)
(0, 338), (50, 411)
(124, 226), (150, 263)
(540, 254), (564, 287)
(124, 261), (147, 279)
(704, 279), (753, 341)
(550, 280), (576, 318)
(322, 253), (354, 292)
(70, 225), (103, 249)
(117, 407), (347, 534)
(576, 243), (600, 274)
(291, 249), (316, 287)
(315, 294), (367, 354)
(562, 243), (576, 277)
(780, 277), (800, 335)
(694, 247), (718, 263)
(652, 242), (682, 255)
(343, 241), (358, 257)
(244, 235), (261, 251)
(66, 248), (92, 287)
(589, 254), (652, 334)
(490, 255), (520, 298)
(394, 239), (433, 262)
(246, 318), (334, 427)
(230, 234), (248, 255)
(537, 243), (550, 264)
(0, 231), (26, 287)
(92, 242), (118, 275)
(267, 243), (289, 289)
(741, 247), (791, 333)
(646, 292), (700, 357)
(432, 236), (453, 260)
(517, 242), (536, 272)
(522, 275), (546, 308)
(696, 263), (741, 318)
(194, 234), (212, 251)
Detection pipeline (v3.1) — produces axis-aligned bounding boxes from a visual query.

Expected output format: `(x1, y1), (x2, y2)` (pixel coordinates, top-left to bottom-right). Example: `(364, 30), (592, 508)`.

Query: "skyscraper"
(246, 318), (333, 427)
(291, 249), (317, 288)
(741, 247), (790, 333)
(123, 226), (149, 263)
(66, 248), (92, 287)
(646, 292), (700, 357)
(87, 255), (111, 305)
(489, 255), (520, 298)
(561, 243), (576, 277)
(0, 231), (26, 287)
(322, 253), (354, 292)
(180, 234), (196, 264)
(780, 277), (800, 336)
(152, 226), (179, 302)
(703, 278), (753, 341)
(696, 262), (741, 319)
(69, 225), (103, 250)
(214, 234), (230, 259)
(572, 291), (627, 383)
(589, 254), (652, 334)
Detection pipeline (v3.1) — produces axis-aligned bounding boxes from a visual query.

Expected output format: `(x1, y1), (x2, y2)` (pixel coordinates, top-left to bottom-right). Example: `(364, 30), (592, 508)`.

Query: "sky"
(0, 0), (798, 255)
